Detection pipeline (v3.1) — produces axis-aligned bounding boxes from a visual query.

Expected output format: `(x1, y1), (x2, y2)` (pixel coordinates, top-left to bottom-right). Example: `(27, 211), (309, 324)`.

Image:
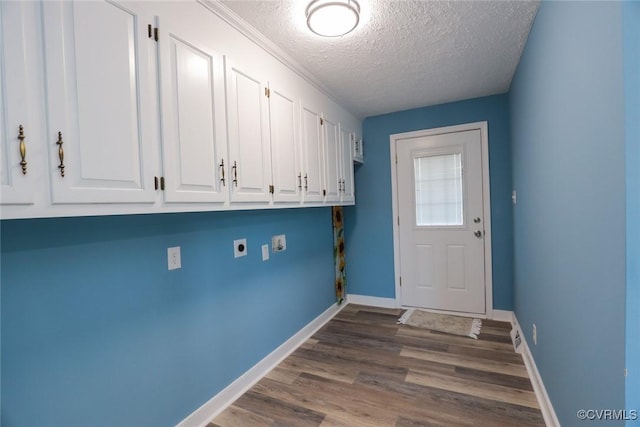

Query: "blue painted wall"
(0, 208), (335, 427)
(510, 2), (626, 425)
(345, 94), (514, 310)
(624, 1), (640, 423)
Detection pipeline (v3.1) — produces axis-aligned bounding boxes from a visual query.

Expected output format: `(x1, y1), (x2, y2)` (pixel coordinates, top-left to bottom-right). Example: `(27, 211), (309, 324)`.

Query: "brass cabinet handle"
(18, 125), (27, 175)
(298, 173), (302, 190)
(56, 131), (65, 177)
(304, 173), (308, 191)
(232, 161), (238, 187)
(220, 159), (226, 186)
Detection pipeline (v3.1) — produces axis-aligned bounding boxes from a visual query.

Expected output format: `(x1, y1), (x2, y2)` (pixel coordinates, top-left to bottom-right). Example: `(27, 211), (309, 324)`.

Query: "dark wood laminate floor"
(209, 304), (545, 427)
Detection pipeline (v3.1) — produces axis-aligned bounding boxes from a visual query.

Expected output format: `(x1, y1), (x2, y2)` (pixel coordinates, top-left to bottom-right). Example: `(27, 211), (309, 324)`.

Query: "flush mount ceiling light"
(306, 0), (360, 37)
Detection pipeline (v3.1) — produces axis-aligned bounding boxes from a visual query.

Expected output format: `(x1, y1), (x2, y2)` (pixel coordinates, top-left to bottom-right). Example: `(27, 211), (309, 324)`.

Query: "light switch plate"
(167, 246), (181, 270)
(262, 244), (269, 261)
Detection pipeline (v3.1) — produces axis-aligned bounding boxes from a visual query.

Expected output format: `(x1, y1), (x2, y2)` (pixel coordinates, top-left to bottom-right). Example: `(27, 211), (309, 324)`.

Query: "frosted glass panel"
(414, 153), (463, 226)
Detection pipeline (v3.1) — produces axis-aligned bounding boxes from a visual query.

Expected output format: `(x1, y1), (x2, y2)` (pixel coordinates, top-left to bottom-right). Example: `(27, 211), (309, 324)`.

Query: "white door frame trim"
(389, 121), (493, 317)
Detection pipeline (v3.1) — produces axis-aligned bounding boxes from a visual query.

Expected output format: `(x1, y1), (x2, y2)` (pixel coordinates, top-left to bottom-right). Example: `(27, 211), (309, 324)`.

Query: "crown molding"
(198, 0), (360, 119)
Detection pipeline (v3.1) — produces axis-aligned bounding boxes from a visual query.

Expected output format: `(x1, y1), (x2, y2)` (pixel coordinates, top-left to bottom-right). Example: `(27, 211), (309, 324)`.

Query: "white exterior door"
(157, 13), (228, 203)
(396, 128), (488, 314)
(226, 59), (272, 203)
(42, 0), (157, 204)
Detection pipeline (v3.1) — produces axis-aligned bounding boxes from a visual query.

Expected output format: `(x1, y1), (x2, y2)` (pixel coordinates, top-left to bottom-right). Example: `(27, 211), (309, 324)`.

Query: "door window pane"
(414, 153), (463, 226)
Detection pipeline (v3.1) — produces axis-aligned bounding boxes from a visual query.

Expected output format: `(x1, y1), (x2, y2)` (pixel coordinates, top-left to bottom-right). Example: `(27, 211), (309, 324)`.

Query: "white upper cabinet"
(0, 1), (360, 219)
(157, 12), (228, 204)
(340, 126), (355, 204)
(0, 2), (38, 206)
(42, 0), (157, 205)
(300, 100), (324, 203)
(226, 59), (272, 203)
(268, 83), (300, 203)
(322, 115), (341, 203)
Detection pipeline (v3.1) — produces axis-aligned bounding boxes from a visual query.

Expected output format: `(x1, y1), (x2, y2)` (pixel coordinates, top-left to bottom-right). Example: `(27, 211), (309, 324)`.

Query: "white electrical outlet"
(167, 246), (181, 270)
(271, 234), (286, 252)
(532, 323), (537, 345)
(234, 239), (247, 258)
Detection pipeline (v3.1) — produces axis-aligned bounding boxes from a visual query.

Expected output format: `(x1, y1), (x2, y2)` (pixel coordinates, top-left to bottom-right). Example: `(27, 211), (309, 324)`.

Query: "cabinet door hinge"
(399, 276), (402, 287)
(323, 189), (326, 196)
(148, 24), (158, 41)
(397, 216), (400, 226)
(154, 176), (159, 190)
(269, 184), (274, 194)
(160, 176), (165, 190)
(265, 87), (270, 98)
(320, 117), (324, 125)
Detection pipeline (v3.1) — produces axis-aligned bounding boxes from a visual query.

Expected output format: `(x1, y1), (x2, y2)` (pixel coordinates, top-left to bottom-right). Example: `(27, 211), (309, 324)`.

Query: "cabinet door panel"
(340, 126), (355, 204)
(0, 2), (36, 205)
(300, 102), (324, 203)
(226, 60), (271, 203)
(158, 15), (227, 203)
(42, 0), (156, 204)
(269, 85), (300, 203)
(323, 116), (340, 203)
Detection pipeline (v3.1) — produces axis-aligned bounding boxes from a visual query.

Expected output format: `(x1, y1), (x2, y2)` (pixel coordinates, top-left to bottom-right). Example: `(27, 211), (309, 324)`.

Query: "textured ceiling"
(219, 0), (540, 119)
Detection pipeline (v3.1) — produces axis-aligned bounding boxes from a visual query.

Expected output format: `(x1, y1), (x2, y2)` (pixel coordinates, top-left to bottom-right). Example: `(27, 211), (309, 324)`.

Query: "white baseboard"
(491, 309), (513, 322)
(346, 294), (399, 308)
(510, 313), (561, 427)
(176, 301), (559, 427)
(176, 302), (344, 427)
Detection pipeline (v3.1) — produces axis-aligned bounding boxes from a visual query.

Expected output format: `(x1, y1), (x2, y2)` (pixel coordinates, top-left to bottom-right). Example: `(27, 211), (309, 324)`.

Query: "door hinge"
(148, 24), (158, 41)
(269, 184), (274, 194)
(320, 118), (324, 125)
(265, 87), (270, 98)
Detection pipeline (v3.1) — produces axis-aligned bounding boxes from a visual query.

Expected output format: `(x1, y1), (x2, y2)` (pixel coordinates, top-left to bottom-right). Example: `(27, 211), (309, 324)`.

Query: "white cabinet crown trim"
(198, 0), (360, 121)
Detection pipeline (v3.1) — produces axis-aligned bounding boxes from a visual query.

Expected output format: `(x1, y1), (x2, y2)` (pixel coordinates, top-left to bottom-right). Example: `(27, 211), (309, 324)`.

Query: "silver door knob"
(474, 230), (483, 238)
